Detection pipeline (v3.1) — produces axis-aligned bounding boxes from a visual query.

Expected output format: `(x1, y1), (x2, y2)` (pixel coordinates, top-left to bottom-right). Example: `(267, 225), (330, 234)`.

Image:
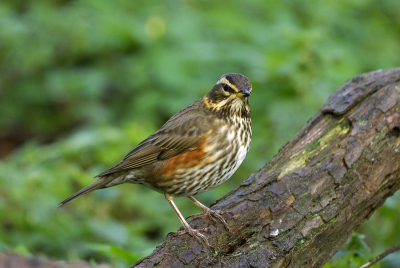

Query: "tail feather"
(58, 177), (113, 208)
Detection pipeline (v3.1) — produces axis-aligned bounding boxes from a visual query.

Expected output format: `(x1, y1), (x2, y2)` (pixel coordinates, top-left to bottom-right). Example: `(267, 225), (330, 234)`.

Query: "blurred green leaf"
(13, 245), (32, 257)
(87, 243), (142, 265)
(324, 233), (378, 268)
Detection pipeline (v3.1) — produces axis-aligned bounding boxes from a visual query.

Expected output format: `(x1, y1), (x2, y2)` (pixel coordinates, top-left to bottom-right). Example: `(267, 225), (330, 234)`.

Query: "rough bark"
(133, 68), (400, 268)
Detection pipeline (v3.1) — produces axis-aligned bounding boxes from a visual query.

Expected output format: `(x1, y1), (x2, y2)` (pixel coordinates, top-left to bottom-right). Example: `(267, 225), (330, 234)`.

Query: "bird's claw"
(186, 208), (231, 232)
(172, 226), (212, 248)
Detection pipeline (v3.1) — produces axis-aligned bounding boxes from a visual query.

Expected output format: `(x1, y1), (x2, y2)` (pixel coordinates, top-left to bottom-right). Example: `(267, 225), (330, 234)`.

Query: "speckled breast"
(153, 116), (251, 197)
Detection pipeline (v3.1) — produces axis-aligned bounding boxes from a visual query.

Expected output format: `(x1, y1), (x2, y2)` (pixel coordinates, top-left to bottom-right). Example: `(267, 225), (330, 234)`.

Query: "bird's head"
(203, 73), (252, 118)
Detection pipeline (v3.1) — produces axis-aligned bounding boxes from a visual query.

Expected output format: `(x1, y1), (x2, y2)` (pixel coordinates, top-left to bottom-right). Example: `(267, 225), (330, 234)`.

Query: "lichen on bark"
(133, 68), (400, 268)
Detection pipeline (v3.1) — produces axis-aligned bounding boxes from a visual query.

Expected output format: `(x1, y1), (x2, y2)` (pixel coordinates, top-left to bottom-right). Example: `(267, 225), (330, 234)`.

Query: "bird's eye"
(222, 83), (230, 92)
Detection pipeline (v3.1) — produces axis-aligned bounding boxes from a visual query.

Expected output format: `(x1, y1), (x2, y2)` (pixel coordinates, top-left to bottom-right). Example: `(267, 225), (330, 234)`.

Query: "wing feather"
(95, 109), (211, 177)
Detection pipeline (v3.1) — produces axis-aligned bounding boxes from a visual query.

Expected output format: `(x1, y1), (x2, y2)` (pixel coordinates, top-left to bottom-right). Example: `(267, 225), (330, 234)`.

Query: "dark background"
(1, 0), (399, 267)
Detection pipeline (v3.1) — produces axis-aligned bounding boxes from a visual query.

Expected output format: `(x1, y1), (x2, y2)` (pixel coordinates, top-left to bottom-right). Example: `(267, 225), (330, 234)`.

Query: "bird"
(59, 73), (252, 247)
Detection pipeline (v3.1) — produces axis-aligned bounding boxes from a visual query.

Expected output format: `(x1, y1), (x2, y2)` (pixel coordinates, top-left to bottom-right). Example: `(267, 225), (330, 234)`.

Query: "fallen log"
(133, 68), (400, 268)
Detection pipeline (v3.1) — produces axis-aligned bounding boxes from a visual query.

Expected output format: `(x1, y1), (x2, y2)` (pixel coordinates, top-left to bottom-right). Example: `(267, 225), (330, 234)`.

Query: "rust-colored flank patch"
(157, 133), (209, 177)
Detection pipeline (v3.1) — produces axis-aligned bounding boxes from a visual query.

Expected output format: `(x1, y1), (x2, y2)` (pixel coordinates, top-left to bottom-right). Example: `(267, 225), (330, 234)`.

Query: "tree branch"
(133, 68), (400, 268)
(357, 243), (400, 268)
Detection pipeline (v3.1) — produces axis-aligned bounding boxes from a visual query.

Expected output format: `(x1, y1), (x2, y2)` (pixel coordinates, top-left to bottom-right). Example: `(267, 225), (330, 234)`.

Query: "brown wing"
(95, 109), (212, 178)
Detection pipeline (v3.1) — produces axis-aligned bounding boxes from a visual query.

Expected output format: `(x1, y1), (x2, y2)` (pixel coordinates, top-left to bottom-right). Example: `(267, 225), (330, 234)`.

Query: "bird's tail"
(58, 176), (114, 208)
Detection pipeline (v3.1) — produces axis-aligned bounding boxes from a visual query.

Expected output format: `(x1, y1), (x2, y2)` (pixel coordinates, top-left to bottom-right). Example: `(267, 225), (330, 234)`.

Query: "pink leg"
(165, 194), (211, 247)
(186, 196), (230, 232)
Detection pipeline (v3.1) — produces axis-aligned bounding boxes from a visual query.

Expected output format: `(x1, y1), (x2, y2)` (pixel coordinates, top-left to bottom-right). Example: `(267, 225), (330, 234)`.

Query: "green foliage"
(353, 191), (400, 268)
(1, 0), (400, 267)
(0, 126), (173, 264)
(87, 244), (144, 267)
(324, 233), (377, 268)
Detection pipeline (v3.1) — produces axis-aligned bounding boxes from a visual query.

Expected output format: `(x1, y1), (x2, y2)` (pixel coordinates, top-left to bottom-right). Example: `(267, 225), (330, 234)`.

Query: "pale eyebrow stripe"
(217, 77), (239, 91)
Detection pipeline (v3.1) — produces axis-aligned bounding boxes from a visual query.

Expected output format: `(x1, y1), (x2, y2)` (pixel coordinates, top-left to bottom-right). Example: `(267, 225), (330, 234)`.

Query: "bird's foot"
(171, 226), (212, 248)
(186, 208), (231, 232)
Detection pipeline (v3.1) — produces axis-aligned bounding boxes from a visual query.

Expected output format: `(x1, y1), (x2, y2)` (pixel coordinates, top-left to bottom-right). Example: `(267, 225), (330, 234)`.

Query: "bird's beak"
(235, 89), (251, 97)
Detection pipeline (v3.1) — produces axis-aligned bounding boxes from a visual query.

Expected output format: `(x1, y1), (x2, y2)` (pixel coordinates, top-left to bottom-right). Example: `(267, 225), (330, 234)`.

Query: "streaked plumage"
(59, 73), (252, 247)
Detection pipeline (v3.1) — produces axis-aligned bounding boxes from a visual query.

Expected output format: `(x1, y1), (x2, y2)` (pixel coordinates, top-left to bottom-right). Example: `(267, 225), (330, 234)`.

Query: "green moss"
(279, 119), (350, 177)
(256, 234), (267, 241)
(295, 239), (306, 248)
(328, 216), (337, 224)
(357, 120), (368, 127)
(250, 241), (259, 248)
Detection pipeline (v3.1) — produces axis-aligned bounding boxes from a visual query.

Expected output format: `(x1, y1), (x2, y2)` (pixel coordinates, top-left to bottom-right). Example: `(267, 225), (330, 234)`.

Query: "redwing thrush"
(59, 73), (252, 246)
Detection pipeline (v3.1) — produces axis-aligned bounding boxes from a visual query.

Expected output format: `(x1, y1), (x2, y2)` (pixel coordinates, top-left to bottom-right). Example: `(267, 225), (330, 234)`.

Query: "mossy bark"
(133, 68), (400, 268)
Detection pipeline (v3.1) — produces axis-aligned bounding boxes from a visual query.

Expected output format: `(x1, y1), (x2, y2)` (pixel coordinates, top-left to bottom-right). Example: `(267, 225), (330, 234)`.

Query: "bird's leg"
(185, 196), (230, 232)
(164, 193), (211, 247)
